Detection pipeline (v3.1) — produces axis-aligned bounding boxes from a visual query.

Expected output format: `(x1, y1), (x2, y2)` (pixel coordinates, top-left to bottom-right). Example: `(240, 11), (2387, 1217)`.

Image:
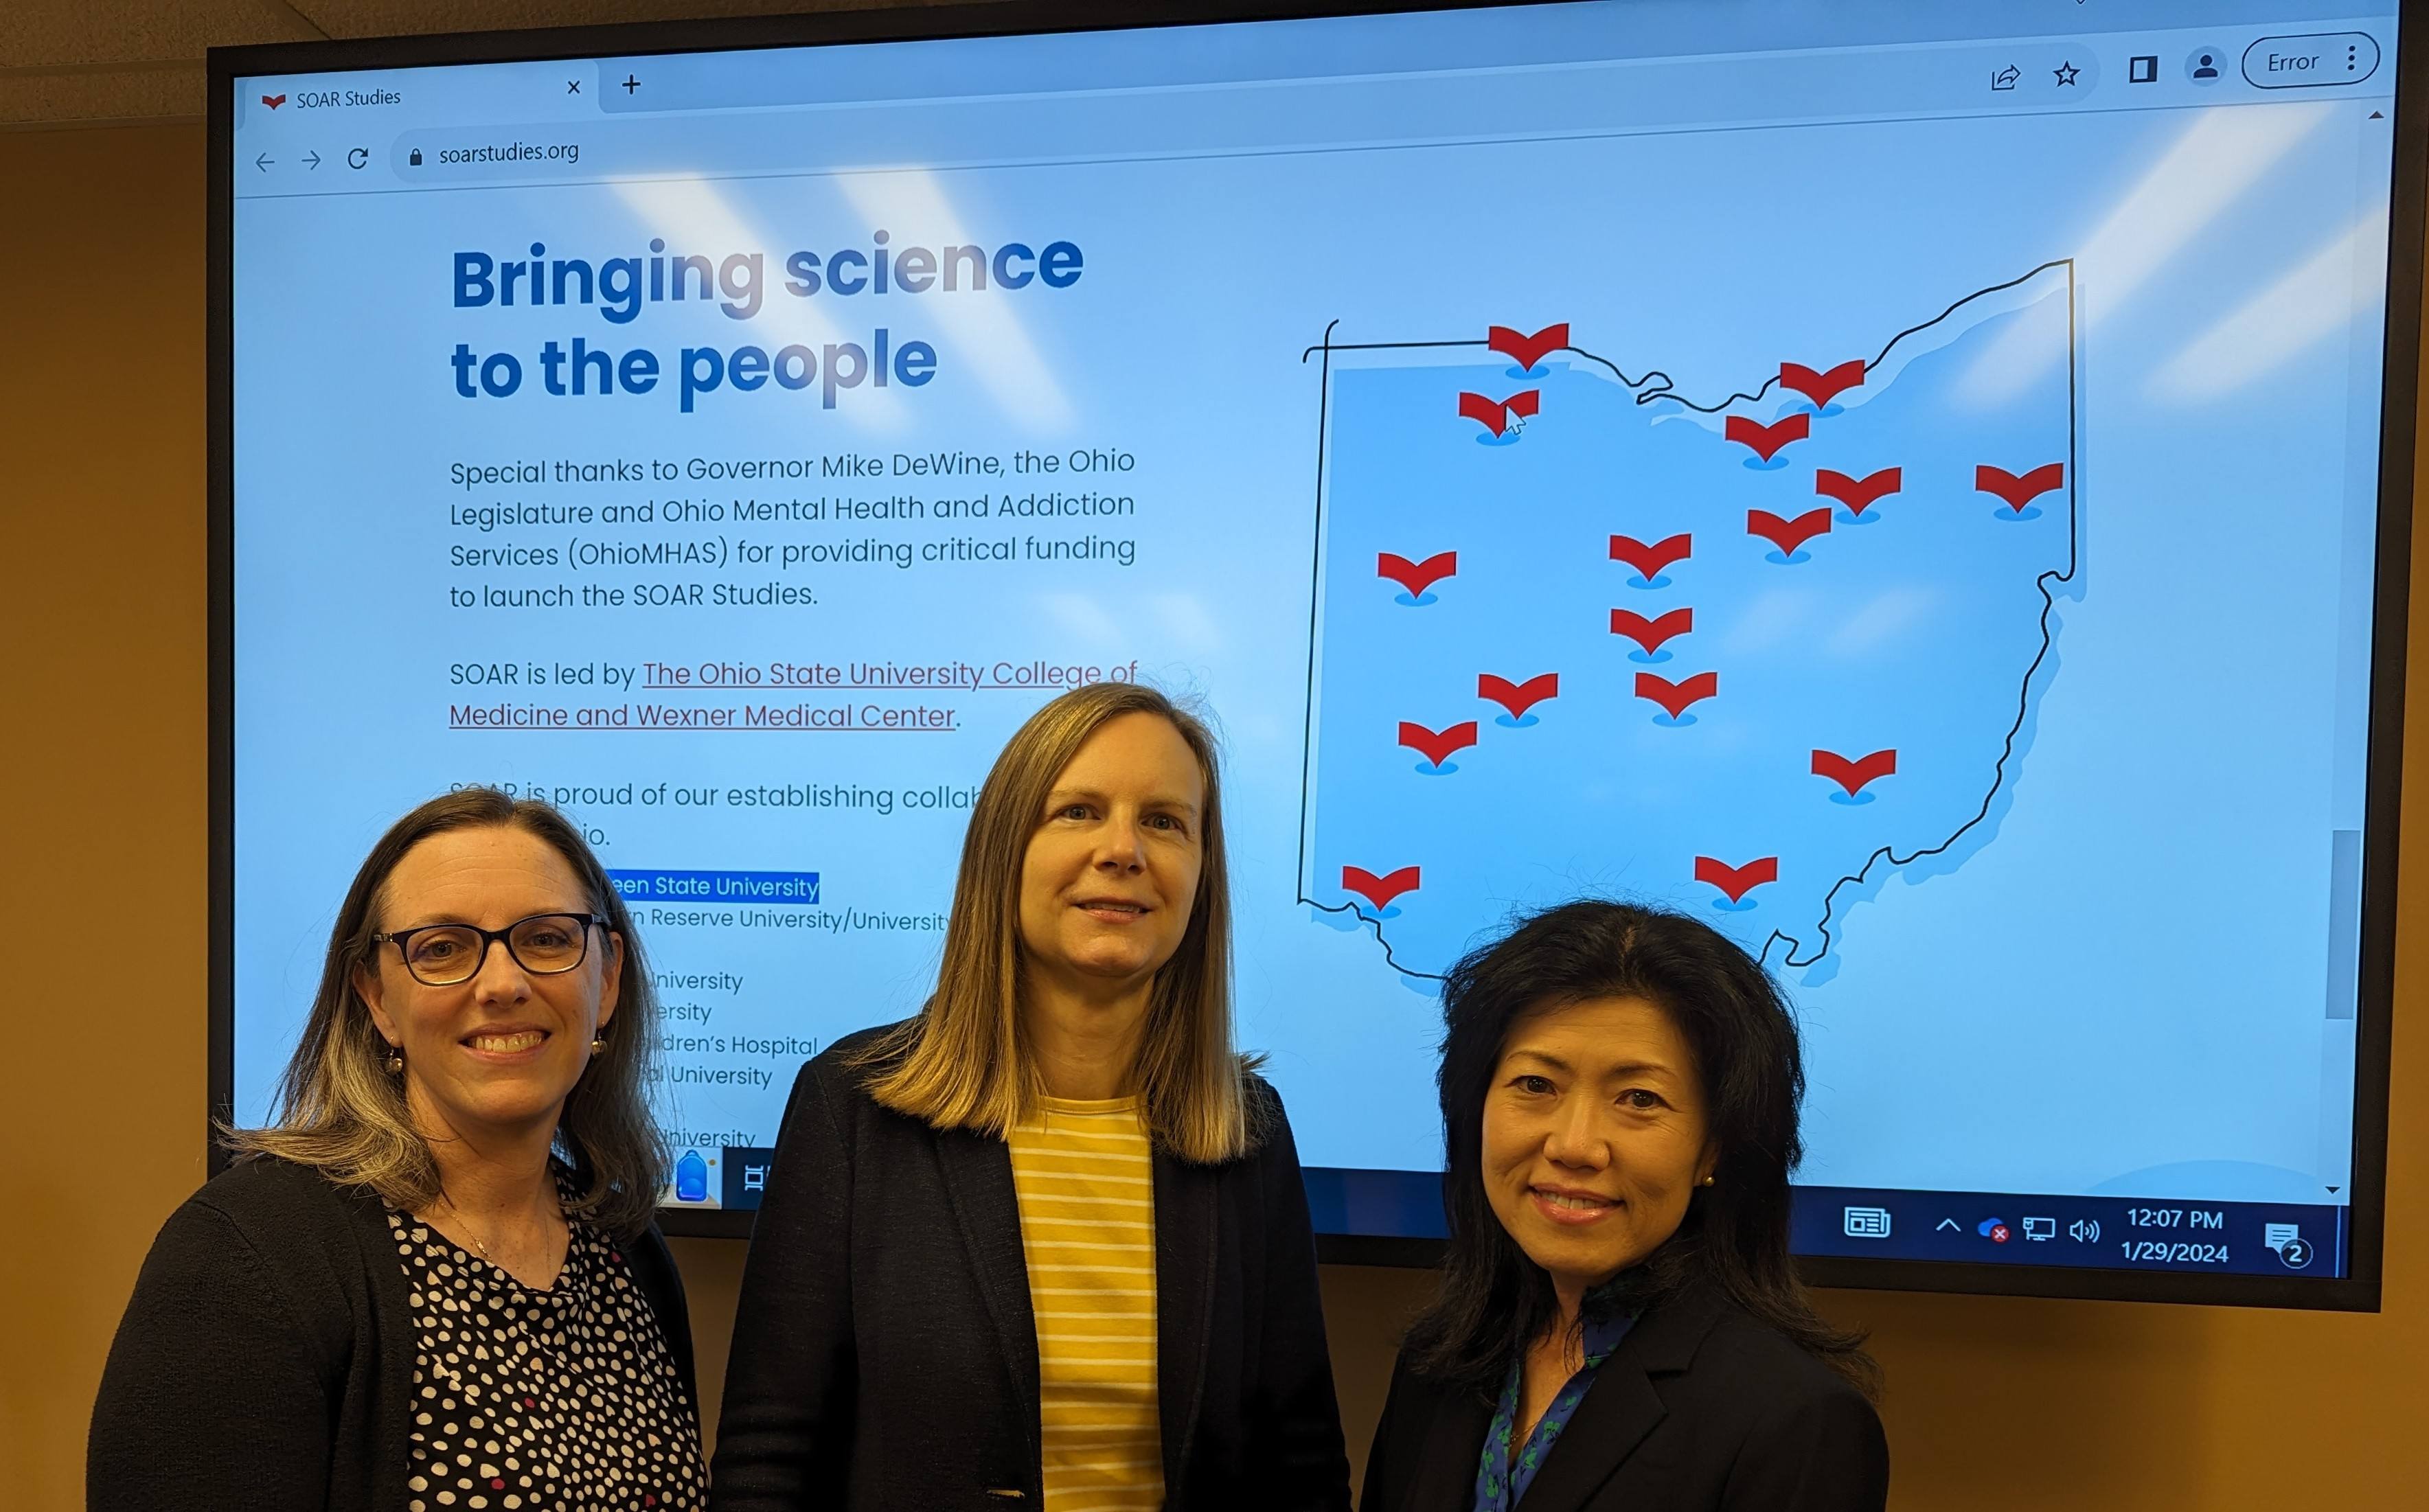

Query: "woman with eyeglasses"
(90, 788), (705, 1512)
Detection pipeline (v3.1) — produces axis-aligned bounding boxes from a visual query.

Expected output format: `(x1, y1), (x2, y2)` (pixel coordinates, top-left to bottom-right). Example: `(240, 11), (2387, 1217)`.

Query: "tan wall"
(3, 120), (2419, 1509)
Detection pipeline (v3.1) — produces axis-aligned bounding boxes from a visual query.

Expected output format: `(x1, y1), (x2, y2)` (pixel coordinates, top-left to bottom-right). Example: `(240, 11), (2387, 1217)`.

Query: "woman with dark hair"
(1360, 900), (1886, 1512)
(89, 788), (703, 1512)
(714, 682), (1350, 1511)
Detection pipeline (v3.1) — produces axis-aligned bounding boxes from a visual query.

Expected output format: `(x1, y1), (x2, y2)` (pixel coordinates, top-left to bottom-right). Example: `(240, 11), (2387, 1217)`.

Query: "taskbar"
(691, 1155), (2348, 1280)
(1790, 1184), (2349, 1279)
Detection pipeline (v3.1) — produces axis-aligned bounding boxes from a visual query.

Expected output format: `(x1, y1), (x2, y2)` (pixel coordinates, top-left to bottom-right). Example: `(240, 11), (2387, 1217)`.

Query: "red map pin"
(1976, 462), (2064, 512)
(1610, 606), (1694, 656)
(1459, 389), (1540, 438)
(1342, 864), (1421, 911)
(1487, 323), (1569, 374)
(1378, 550), (1457, 599)
(1634, 671), (1718, 720)
(1780, 359), (1866, 409)
(1725, 411), (1810, 462)
(1478, 673), (1559, 721)
(1815, 466), (1903, 517)
(1694, 855), (1778, 904)
(1812, 748), (1897, 797)
(1398, 720), (1479, 770)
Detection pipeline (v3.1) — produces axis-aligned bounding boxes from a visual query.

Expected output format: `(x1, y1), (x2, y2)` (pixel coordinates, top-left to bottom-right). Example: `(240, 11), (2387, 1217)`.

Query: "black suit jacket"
(710, 1027), (1354, 1512)
(1360, 1285), (1887, 1512)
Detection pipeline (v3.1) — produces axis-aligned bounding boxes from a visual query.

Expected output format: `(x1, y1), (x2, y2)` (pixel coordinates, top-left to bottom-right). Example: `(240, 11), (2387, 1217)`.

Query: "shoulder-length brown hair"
(857, 682), (1262, 1163)
(225, 788), (671, 1237)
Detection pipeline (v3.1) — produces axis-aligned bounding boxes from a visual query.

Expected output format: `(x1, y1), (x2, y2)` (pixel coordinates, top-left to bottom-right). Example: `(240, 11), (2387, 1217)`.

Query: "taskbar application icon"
(1841, 1205), (1892, 1239)
(722, 1145), (779, 1209)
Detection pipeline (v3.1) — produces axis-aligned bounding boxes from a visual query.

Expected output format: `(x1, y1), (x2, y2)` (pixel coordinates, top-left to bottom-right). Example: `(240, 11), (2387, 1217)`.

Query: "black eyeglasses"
(372, 913), (607, 987)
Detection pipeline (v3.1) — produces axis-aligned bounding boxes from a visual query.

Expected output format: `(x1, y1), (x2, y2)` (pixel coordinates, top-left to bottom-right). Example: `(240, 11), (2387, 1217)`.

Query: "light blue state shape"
(1307, 275), (2074, 979)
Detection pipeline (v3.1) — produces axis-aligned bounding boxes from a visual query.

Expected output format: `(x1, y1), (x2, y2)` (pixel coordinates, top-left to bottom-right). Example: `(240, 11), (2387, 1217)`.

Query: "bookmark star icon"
(2053, 60), (2080, 85)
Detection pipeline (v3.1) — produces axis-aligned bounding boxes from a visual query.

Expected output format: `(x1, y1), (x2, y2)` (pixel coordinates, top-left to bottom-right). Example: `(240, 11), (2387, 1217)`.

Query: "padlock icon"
(408, 148), (422, 165)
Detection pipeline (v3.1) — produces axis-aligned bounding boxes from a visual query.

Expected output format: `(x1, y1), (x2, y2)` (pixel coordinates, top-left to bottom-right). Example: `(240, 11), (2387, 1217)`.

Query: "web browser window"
(227, 0), (2402, 1288)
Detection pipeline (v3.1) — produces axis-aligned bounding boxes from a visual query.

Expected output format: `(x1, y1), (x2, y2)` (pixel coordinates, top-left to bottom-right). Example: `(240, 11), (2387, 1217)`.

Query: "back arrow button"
(253, 153), (273, 172)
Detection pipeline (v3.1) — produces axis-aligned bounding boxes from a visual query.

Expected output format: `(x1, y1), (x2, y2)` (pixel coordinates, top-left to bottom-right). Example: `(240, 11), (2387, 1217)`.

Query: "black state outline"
(1294, 259), (2079, 981)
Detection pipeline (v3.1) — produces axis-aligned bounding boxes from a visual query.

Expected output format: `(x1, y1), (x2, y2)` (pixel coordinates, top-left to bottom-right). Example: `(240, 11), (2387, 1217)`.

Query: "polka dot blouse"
(386, 1202), (707, 1512)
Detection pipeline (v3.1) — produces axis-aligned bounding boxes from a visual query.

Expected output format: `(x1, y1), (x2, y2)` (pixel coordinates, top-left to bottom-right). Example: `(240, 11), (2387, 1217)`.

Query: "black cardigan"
(1359, 1282), (1888, 1512)
(87, 1154), (696, 1512)
(709, 1027), (1354, 1511)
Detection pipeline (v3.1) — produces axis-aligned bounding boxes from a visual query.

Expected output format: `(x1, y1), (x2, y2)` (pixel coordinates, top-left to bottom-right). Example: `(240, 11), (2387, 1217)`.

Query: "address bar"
(389, 39), (2102, 187)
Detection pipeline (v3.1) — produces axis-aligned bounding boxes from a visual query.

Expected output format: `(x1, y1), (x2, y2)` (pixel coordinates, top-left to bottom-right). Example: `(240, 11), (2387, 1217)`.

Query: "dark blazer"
(87, 1154), (696, 1512)
(710, 1026), (1354, 1512)
(1360, 1283), (1887, 1512)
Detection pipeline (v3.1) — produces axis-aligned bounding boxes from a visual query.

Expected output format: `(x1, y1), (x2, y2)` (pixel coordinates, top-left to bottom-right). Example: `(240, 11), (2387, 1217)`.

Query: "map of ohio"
(1301, 261), (2078, 982)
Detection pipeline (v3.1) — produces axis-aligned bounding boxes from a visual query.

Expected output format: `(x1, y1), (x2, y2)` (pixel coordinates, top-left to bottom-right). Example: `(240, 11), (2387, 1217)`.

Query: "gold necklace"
(437, 1192), (498, 1260)
(439, 1190), (561, 1270)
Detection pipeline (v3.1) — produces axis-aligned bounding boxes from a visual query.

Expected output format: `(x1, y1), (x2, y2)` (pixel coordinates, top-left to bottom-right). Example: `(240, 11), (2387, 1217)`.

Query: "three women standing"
(711, 683), (1353, 1510)
(91, 691), (1880, 1511)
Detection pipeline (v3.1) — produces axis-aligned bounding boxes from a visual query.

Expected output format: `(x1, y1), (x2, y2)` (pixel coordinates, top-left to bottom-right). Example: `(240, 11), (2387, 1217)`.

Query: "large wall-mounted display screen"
(217, 0), (2410, 1305)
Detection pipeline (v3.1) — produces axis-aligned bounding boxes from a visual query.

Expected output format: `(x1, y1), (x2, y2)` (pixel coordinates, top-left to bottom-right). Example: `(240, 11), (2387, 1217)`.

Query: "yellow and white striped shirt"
(1005, 1095), (1163, 1512)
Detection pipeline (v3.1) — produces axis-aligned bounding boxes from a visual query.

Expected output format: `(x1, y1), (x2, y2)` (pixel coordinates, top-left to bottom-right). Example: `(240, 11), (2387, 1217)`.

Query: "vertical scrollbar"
(2316, 829), (2362, 1214)
(2325, 829), (2363, 1021)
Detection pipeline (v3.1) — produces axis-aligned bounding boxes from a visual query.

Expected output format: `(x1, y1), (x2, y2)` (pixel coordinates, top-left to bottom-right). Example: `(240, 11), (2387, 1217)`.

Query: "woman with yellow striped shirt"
(713, 683), (1354, 1512)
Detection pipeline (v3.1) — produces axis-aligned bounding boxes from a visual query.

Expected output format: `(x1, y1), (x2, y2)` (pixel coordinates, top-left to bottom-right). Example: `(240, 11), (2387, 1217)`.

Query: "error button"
(2242, 33), (2381, 88)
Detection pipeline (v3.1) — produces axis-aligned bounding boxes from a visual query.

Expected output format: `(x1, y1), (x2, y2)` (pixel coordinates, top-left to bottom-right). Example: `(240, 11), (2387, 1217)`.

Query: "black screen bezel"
(206, 0), (2415, 1310)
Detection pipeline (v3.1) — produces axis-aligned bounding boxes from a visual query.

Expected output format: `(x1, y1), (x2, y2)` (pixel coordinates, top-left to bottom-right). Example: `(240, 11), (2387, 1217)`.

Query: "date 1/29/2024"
(2120, 1207), (2229, 1265)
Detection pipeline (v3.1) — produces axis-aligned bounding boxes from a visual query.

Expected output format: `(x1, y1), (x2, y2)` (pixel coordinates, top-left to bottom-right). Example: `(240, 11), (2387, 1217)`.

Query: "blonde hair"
(225, 789), (671, 1237)
(858, 683), (1262, 1163)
